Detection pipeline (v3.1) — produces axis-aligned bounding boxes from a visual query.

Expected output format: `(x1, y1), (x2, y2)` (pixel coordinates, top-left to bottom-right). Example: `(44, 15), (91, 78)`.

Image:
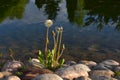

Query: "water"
(0, 0), (120, 62)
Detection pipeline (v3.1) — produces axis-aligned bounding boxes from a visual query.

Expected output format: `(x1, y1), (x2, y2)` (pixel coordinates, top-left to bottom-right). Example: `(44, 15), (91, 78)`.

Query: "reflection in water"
(0, 0), (120, 62)
(35, 0), (61, 20)
(66, 0), (77, 23)
(84, 0), (120, 31)
(66, 0), (85, 27)
(0, 0), (29, 23)
(34, 0), (120, 30)
(66, 0), (120, 30)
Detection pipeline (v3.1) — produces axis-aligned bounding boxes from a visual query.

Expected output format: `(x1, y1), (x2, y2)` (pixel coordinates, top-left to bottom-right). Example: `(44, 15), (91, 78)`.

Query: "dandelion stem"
(58, 48), (65, 60)
(52, 31), (56, 61)
(57, 31), (62, 60)
(45, 27), (49, 62)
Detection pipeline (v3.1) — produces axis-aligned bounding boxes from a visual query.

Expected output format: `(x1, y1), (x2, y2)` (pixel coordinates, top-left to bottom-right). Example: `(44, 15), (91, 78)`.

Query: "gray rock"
(56, 64), (91, 80)
(29, 58), (44, 68)
(79, 60), (97, 69)
(5, 75), (21, 80)
(100, 60), (119, 66)
(90, 76), (117, 80)
(65, 61), (77, 66)
(115, 76), (120, 80)
(2, 61), (23, 72)
(75, 76), (91, 80)
(94, 64), (111, 70)
(33, 74), (63, 80)
(114, 67), (120, 80)
(114, 66), (120, 72)
(89, 70), (114, 80)
(94, 60), (119, 70)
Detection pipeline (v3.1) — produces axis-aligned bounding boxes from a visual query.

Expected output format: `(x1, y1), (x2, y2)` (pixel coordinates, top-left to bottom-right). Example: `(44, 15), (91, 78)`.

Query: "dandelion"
(44, 19), (53, 62)
(38, 20), (65, 70)
(45, 19), (53, 27)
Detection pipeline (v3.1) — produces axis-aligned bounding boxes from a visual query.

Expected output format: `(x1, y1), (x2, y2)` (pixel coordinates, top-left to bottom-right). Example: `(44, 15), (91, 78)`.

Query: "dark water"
(0, 0), (120, 62)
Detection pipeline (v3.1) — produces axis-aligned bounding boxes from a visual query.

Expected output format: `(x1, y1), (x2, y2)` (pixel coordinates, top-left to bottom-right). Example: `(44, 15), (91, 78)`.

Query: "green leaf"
(38, 50), (45, 65)
(59, 58), (65, 67)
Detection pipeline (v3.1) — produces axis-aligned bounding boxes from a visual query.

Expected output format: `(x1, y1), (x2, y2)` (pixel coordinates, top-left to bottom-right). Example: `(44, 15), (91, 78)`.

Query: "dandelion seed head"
(45, 19), (53, 27)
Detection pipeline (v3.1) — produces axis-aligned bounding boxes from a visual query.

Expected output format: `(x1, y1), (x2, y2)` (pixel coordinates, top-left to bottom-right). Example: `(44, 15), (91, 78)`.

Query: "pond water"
(0, 0), (120, 62)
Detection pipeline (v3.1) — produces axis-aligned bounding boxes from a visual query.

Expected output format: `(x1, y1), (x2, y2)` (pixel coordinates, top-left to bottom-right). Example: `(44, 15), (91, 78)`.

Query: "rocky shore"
(0, 59), (120, 80)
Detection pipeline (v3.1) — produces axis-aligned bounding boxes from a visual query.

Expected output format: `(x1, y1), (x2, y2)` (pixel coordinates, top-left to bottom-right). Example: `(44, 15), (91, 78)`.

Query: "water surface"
(0, 0), (120, 62)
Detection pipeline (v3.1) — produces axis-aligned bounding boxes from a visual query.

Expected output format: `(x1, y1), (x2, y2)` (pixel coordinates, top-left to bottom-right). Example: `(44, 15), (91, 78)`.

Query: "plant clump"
(38, 19), (65, 70)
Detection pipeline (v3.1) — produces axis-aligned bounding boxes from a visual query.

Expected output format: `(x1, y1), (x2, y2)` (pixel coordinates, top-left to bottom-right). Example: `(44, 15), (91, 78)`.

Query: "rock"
(79, 60), (97, 69)
(75, 76), (91, 80)
(94, 60), (119, 70)
(88, 44), (99, 51)
(89, 70), (114, 80)
(114, 66), (120, 72)
(33, 74), (63, 80)
(65, 61), (77, 66)
(29, 58), (44, 68)
(93, 64), (111, 70)
(21, 67), (53, 80)
(2, 71), (12, 77)
(115, 76), (120, 80)
(6, 75), (21, 80)
(56, 64), (91, 80)
(100, 60), (119, 66)
(114, 67), (120, 80)
(31, 58), (40, 63)
(90, 76), (117, 80)
(2, 61), (23, 72)
(0, 72), (4, 79)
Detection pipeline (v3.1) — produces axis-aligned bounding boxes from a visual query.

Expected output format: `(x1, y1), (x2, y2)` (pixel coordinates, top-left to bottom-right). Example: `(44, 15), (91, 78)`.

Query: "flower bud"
(60, 27), (63, 32)
(62, 44), (65, 49)
(45, 19), (53, 27)
(56, 27), (61, 33)
(52, 31), (55, 37)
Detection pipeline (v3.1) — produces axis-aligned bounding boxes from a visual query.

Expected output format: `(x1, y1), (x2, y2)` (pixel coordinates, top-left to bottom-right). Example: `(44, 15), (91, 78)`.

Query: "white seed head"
(45, 19), (53, 27)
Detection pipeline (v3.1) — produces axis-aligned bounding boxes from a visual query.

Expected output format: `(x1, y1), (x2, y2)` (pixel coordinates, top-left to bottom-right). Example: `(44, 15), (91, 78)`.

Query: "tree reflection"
(0, 0), (29, 23)
(66, 0), (85, 27)
(35, 0), (61, 20)
(84, 0), (120, 31)
(66, 0), (120, 31)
